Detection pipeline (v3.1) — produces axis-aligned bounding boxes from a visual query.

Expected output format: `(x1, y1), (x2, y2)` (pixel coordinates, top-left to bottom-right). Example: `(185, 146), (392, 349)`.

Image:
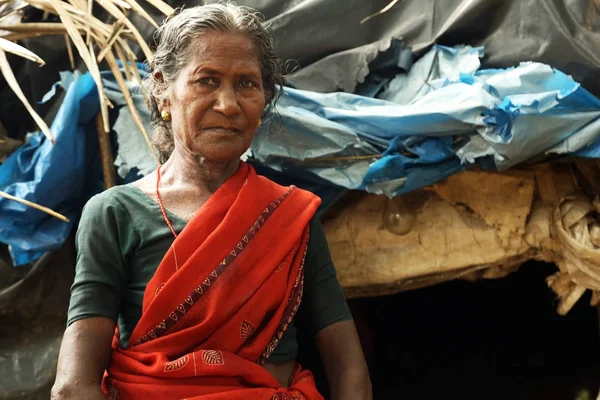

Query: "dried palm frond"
(0, 46), (54, 143)
(361, 0), (400, 24)
(0, 190), (70, 222)
(0, 0), (173, 160)
(0, 35), (43, 63)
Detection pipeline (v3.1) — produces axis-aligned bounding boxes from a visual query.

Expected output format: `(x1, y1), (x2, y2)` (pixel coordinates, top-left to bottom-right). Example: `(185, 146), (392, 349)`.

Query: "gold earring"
(257, 119), (262, 127)
(161, 111), (171, 121)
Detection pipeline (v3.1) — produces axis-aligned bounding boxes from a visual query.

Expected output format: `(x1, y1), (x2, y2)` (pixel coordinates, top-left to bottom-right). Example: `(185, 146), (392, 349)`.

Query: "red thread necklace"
(156, 164), (178, 238)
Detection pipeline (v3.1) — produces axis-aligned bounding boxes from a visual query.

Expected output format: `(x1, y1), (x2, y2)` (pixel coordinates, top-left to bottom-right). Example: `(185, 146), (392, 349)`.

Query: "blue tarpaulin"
(254, 45), (600, 196)
(0, 68), (154, 266)
(3, 45), (600, 266)
(0, 73), (101, 266)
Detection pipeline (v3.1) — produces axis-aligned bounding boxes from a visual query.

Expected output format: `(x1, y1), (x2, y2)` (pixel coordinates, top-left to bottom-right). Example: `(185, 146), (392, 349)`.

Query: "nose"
(212, 85), (240, 116)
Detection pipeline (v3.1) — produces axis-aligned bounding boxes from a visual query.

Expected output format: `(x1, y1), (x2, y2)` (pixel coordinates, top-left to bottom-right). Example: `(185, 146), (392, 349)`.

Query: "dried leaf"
(0, 2), (27, 22)
(96, 17), (125, 61)
(93, 0), (153, 63)
(85, 0), (92, 44)
(64, 33), (74, 69)
(0, 48), (54, 143)
(65, 0), (84, 10)
(143, 0), (173, 17)
(105, 48), (158, 161)
(0, 36), (44, 64)
(111, 0), (132, 10)
(46, 0), (91, 66)
(0, 22), (68, 33)
(26, 0), (86, 18)
(114, 39), (132, 81)
(0, 190), (69, 222)
(121, 0), (156, 27)
(88, 41), (110, 132)
(361, 0), (400, 24)
(116, 36), (137, 60)
(3, 32), (48, 41)
(116, 37), (147, 101)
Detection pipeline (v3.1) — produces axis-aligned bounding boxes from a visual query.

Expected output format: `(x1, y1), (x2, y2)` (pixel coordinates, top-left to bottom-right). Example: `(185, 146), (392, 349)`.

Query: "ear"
(153, 71), (171, 111)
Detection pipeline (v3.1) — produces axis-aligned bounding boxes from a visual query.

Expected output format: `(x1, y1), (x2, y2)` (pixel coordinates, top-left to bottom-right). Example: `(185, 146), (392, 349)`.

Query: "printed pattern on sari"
(104, 164), (324, 399)
(164, 354), (190, 372)
(108, 380), (119, 400)
(134, 187), (295, 346)
(240, 320), (256, 343)
(258, 233), (309, 365)
(272, 393), (305, 400)
(201, 350), (225, 365)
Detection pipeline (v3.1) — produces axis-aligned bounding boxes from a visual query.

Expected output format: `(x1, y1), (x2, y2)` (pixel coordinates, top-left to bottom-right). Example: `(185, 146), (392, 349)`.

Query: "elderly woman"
(51, 3), (371, 400)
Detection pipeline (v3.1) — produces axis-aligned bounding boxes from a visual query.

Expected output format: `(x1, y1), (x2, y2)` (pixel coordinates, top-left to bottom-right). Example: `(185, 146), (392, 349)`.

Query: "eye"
(239, 80), (256, 88)
(198, 77), (217, 86)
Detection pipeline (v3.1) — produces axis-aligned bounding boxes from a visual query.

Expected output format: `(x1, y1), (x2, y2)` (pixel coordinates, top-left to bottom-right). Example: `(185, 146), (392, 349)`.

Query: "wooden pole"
(95, 113), (116, 189)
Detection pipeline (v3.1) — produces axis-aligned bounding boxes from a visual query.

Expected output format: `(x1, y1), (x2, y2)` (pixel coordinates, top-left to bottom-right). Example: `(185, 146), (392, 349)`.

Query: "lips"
(203, 127), (241, 134)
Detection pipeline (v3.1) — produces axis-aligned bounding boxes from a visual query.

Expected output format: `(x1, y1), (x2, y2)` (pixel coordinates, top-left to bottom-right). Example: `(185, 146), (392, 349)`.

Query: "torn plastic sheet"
(354, 39), (414, 98)
(277, 83), (495, 142)
(252, 0), (600, 96)
(254, 82), (493, 196)
(378, 45), (484, 105)
(0, 68), (154, 266)
(0, 73), (99, 266)
(286, 37), (413, 95)
(363, 137), (466, 197)
(108, 69), (158, 180)
(251, 99), (380, 190)
(5, 45), (600, 265)
(256, 48), (600, 197)
(464, 63), (600, 169)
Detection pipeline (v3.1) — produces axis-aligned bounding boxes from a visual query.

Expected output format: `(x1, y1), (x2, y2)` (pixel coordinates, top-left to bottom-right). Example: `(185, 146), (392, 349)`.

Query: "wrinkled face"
(162, 32), (266, 162)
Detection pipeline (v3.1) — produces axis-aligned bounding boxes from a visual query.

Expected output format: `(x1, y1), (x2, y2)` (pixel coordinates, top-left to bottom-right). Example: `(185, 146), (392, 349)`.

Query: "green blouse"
(67, 184), (352, 362)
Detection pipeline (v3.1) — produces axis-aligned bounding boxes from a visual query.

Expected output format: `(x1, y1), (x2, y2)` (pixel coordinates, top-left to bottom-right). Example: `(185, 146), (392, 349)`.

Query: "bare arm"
(51, 317), (116, 400)
(315, 320), (372, 400)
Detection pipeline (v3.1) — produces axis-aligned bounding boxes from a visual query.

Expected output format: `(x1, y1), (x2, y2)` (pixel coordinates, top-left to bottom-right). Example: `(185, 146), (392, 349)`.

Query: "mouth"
(203, 127), (241, 134)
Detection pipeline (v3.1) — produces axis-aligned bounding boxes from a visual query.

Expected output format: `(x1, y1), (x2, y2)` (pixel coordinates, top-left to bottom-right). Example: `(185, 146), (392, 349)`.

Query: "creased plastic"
(254, 46), (600, 197)
(0, 68), (154, 266)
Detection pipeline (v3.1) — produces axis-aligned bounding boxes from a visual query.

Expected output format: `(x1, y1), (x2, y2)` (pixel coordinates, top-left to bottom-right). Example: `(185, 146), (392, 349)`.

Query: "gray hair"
(144, 3), (283, 163)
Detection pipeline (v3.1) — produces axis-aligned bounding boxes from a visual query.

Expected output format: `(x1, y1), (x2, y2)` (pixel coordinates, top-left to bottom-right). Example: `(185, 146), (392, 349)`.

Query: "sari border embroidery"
(134, 187), (296, 346)
(257, 231), (310, 365)
(272, 393), (304, 400)
(107, 379), (119, 400)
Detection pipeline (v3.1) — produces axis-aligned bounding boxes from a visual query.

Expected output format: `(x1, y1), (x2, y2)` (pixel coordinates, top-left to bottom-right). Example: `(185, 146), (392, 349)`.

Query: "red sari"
(103, 163), (323, 400)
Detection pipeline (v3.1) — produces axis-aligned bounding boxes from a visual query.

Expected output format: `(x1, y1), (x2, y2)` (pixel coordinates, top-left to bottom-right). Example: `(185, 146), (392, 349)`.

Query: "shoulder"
(77, 186), (142, 250)
(308, 216), (326, 247)
(81, 185), (139, 222)
(304, 216), (332, 275)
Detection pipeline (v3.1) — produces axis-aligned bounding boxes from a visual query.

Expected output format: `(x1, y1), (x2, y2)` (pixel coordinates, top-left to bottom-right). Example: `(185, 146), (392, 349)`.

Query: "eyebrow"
(191, 65), (261, 80)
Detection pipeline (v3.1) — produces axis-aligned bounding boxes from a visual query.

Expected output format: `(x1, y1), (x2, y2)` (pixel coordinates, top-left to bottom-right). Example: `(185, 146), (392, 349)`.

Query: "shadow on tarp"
(0, 238), (75, 400)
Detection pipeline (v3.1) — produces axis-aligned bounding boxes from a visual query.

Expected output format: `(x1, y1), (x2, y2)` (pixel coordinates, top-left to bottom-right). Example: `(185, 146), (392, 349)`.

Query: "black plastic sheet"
(251, 0), (600, 95)
(2, 0), (600, 139)
(0, 240), (75, 400)
(1, 0), (599, 398)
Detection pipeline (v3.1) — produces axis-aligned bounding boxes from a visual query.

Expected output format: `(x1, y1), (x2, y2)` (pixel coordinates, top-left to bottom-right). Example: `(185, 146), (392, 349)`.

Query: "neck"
(160, 145), (240, 193)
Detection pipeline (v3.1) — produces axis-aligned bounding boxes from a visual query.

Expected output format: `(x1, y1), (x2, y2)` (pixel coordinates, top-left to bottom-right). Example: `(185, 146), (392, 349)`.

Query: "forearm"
(315, 320), (372, 400)
(52, 318), (115, 399)
(329, 364), (372, 400)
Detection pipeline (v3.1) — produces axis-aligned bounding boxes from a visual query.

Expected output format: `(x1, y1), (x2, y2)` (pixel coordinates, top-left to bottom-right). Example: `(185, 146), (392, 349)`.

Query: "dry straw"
(0, 0), (173, 220)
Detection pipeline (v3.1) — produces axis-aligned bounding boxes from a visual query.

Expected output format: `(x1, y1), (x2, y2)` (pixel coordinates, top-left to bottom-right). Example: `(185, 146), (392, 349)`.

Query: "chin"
(189, 135), (251, 162)
(195, 146), (249, 163)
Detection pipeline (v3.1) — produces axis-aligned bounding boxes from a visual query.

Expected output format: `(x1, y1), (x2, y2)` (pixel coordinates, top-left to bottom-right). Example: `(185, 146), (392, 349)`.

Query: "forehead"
(183, 32), (261, 75)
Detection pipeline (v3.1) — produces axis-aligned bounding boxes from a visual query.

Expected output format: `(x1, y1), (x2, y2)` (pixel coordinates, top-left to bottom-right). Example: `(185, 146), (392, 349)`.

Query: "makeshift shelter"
(1, 0), (600, 398)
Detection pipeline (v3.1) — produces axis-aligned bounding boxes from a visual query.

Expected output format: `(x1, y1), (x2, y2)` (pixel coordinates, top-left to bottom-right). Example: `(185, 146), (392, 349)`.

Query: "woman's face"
(163, 32), (266, 162)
